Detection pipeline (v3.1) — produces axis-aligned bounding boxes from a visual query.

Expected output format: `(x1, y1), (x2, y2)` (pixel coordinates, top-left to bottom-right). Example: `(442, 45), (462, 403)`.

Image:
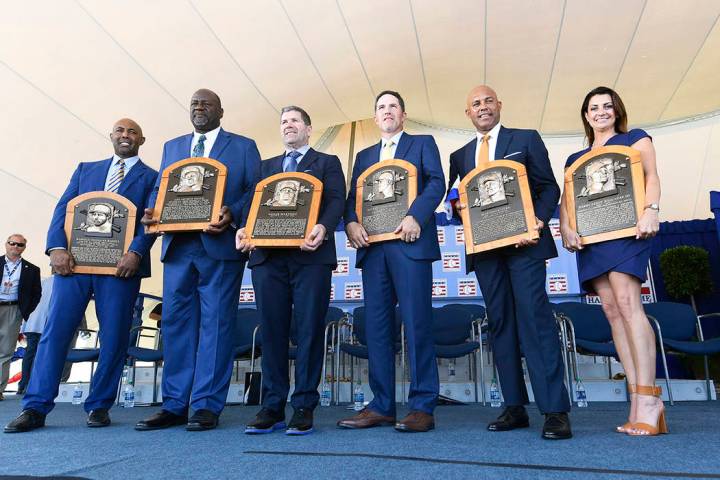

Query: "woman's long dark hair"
(581, 86), (628, 146)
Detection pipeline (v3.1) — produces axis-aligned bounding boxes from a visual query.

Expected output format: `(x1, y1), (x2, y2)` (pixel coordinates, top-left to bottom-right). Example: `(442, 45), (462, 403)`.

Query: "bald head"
(191, 89), (223, 133)
(465, 85), (502, 134)
(110, 118), (145, 158)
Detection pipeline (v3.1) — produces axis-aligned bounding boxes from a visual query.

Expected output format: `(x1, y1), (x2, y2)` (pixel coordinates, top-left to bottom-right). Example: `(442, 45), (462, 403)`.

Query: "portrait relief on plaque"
(170, 165), (210, 195)
(356, 159), (417, 243)
(472, 170), (512, 209)
(564, 146), (644, 245)
(75, 202), (123, 237)
(264, 179), (309, 210)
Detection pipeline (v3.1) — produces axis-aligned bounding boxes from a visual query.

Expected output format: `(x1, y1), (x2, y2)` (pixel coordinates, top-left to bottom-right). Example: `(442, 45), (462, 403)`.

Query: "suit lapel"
(180, 134), (193, 158)
(209, 128), (231, 159)
(297, 148), (318, 172)
(464, 138), (478, 174)
(494, 126), (512, 160)
(95, 158), (114, 191)
(117, 160), (146, 196)
(270, 154), (284, 175)
(394, 132), (412, 160)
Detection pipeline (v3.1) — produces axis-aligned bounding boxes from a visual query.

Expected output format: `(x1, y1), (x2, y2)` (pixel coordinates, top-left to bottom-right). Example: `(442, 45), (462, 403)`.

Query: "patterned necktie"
(107, 159), (125, 193)
(192, 134), (206, 157)
(285, 150), (302, 172)
(477, 134), (490, 166)
(381, 140), (395, 161)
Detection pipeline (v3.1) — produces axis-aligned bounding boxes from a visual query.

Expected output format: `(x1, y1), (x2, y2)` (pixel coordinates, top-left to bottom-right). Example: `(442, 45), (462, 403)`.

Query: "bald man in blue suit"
(338, 91), (445, 433)
(5, 118), (157, 433)
(137, 89), (261, 431)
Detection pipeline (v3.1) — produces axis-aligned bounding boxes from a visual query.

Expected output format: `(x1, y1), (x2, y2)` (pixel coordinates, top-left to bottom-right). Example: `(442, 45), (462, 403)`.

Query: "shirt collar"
(194, 125), (221, 143)
(476, 123), (502, 142)
(382, 131), (404, 148)
(112, 154), (140, 169)
(4, 255), (21, 266)
(285, 144), (311, 157)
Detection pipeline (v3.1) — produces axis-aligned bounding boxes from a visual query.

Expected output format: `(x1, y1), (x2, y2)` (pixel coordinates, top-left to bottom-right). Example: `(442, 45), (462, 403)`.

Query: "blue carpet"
(0, 396), (718, 479)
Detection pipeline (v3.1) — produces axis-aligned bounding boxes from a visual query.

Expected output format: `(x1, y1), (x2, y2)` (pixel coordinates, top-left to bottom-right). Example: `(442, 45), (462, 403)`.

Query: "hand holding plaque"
(458, 160), (538, 254)
(355, 159), (417, 243)
(63, 191), (136, 275)
(245, 172), (323, 247)
(147, 158), (227, 233)
(564, 146), (644, 245)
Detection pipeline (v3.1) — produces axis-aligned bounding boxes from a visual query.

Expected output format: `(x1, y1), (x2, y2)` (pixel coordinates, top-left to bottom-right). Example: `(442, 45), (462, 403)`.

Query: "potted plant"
(659, 245), (714, 313)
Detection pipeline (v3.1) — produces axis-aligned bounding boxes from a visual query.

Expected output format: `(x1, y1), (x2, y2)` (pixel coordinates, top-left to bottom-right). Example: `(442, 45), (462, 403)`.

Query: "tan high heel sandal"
(628, 385), (668, 436)
(615, 383), (636, 433)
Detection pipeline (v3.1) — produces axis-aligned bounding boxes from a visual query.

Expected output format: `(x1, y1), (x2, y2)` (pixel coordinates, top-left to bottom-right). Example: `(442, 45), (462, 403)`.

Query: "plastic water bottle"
(353, 381), (364, 411)
(489, 378), (502, 407)
(123, 382), (135, 408)
(448, 361), (456, 381)
(575, 379), (588, 408)
(72, 385), (83, 405)
(320, 381), (331, 407)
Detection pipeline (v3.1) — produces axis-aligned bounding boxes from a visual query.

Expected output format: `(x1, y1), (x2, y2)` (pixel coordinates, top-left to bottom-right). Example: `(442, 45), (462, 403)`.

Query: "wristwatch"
(644, 203), (660, 211)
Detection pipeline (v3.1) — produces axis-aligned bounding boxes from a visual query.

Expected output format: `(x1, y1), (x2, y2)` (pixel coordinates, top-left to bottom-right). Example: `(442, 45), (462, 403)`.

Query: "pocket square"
(504, 151), (522, 158)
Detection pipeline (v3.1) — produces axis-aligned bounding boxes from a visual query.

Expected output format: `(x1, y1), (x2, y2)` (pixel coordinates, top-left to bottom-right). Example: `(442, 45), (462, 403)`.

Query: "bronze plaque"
(564, 146), (645, 245)
(148, 157), (227, 233)
(245, 172), (323, 247)
(459, 160), (538, 254)
(63, 191), (136, 275)
(355, 159), (418, 243)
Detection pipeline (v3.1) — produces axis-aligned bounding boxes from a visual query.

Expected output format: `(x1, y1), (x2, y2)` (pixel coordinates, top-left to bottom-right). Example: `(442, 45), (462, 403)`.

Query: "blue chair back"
(552, 302), (612, 343)
(432, 306), (475, 345)
(442, 303), (486, 322)
(235, 308), (262, 348)
(326, 306), (346, 324)
(351, 306), (367, 344)
(644, 302), (697, 341)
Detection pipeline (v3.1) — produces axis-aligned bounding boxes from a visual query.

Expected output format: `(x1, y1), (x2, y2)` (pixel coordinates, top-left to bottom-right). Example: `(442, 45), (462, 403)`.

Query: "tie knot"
(287, 150), (302, 160)
(481, 134), (490, 143)
(384, 141), (395, 149)
(198, 134), (206, 142)
(117, 158), (125, 166)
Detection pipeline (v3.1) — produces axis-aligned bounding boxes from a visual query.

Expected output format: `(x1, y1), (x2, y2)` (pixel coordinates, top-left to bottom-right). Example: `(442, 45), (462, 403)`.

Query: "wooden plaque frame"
(245, 172), (323, 247)
(148, 157), (227, 233)
(459, 160), (538, 254)
(63, 191), (136, 275)
(355, 159), (418, 243)
(564, 145), (645, 245)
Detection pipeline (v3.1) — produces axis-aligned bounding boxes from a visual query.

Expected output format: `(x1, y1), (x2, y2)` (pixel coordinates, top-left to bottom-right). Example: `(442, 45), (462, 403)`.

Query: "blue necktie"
(193, 134), (206, 157)
(285, 150), (301, 172)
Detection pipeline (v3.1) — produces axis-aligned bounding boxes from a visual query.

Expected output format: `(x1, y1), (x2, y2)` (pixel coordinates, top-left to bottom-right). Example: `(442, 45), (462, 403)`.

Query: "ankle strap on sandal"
(635, 384), (662, 396)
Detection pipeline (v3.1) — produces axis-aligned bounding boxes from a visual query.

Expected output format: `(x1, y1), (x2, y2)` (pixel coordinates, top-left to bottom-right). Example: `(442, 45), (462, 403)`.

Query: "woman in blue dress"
(560, 86), (664, 436)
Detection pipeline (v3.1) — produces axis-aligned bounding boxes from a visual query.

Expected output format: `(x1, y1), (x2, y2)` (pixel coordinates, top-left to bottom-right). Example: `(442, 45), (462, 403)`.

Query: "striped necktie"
(107, 159), (125, 193)
(193, 134), (206, 157)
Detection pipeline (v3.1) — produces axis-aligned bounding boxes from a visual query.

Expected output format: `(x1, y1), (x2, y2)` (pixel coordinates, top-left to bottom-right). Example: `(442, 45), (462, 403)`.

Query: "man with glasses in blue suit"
(138, 89), (261, 432)
(5, 118), (157, 432)
(338, 91), (445, 433)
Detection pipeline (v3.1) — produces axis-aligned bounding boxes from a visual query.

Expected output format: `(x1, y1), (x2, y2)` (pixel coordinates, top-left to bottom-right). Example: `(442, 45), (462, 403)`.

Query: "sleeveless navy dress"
(564, 129), (653, 293)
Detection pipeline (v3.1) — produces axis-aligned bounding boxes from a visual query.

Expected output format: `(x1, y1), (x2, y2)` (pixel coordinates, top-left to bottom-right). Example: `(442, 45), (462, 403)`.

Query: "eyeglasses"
(7, 241), (26, 247)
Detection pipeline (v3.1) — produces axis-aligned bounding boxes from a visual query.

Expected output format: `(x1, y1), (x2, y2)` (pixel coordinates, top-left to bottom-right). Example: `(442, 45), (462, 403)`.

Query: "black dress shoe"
(542, 412), (572, 440)
(186, 409), (219, 431)
(245, 408), (286, 434)
(4, 409), (46, 433)
(135, 410), (187, 431)
(87, 409), (111, 428)
(286, 408), (313, 435)
(487, 406), (530, 431)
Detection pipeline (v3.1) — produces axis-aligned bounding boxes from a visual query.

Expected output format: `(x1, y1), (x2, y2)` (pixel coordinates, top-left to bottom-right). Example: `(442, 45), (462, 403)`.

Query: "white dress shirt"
(473, 122), (503, 165)
(0, 256), (22, 301)
(190, 126), (221, 157)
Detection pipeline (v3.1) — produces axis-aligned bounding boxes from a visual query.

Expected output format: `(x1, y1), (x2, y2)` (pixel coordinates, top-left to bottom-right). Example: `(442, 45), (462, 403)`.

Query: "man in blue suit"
(137, 89), (261, 431)
(238, 106), (345, 436)
(5, 118), (157, 432)
(448, 85), (571, 439)
(338, 91), (444, 433)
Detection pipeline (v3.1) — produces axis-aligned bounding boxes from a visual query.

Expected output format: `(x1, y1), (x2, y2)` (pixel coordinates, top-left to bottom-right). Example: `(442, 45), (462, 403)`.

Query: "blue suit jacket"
(248, 148), (346, 268)
(149, 128), (261, 262)
(46, 158), (158, 278)
(447, 126), (560, 270)
(344, 132), (445, 267)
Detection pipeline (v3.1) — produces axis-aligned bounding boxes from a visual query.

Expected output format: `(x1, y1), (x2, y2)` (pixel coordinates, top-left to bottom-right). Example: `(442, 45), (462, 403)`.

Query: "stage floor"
(0, 397), (718, 480)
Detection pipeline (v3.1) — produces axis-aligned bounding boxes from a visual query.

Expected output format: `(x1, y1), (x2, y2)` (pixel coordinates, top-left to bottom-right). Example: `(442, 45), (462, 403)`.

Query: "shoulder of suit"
(21, 259), (39, 270)
(451, 138), (475, 158)
(500, 126), (539, 137)
(164, 133), (192, 146)
(220, 129), (257, 145)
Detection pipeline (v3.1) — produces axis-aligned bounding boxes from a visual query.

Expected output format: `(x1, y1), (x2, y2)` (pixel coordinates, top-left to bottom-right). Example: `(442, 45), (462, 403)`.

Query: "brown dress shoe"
(337, 408), (395, 429)
(395, 411), (435, 432)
